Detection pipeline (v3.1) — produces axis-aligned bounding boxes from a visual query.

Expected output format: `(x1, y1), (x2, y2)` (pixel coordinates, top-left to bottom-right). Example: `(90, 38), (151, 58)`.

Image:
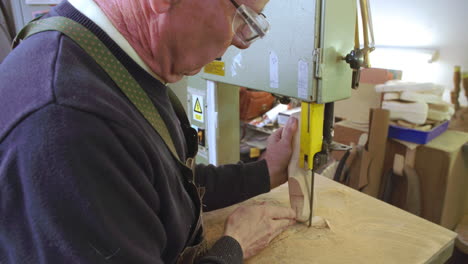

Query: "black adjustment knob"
(344, 49), (364, 70)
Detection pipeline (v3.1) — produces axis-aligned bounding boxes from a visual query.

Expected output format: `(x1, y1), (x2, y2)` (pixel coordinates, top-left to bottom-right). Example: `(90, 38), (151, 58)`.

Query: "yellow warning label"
(194, 98), (203, 113)
(204, 61), (225, 76)
(192, 95), (204, 122)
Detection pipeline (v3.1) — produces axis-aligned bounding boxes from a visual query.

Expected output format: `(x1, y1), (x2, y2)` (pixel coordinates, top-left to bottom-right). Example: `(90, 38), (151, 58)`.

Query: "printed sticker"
(298, 60), (309, 99)
(269, 51), (279, 89)
(204, 61), (225, 76)
(192, 95), (204, 122)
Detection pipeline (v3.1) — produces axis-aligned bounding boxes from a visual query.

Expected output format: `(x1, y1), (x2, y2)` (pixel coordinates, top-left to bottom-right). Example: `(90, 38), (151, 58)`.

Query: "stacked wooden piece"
(375, 81), (454, 130)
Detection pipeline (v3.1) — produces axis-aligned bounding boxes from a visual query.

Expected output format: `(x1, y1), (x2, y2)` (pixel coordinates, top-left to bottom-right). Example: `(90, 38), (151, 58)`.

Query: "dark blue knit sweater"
(0, 1), (270, 263)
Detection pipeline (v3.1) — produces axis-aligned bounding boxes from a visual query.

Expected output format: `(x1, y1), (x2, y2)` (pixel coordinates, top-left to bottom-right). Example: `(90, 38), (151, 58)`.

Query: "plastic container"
(387, 121), (449, 144)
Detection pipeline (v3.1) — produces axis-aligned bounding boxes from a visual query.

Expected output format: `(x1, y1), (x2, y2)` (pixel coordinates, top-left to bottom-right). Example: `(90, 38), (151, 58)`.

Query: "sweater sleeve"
(193, 161), (270, 263)
(194, 160), (271, 212)
(198, 236), (243, 264)
(0, 105), (167, 263)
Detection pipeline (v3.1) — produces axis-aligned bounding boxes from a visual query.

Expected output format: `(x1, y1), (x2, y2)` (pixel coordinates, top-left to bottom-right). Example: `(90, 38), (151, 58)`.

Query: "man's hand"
(223, 204), (296, 259)
(260, 117), (298, 189)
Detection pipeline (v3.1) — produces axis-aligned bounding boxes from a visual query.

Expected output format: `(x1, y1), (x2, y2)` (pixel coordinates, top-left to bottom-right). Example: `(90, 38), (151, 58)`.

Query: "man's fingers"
(268, 117), (296, 146)
(280, 117), (298, 143)
(271, 218), (296, 231)
(265, 205), (296, 219)
(270, 127), (283, 143)
(268, 219), (295, 243)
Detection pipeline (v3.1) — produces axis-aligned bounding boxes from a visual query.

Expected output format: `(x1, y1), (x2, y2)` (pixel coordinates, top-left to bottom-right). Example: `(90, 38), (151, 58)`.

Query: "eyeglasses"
(229, 0), (270, 45)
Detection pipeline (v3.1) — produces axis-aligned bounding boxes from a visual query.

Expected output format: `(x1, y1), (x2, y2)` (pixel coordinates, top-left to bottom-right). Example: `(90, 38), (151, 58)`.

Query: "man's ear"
(149, 0), (173, 14)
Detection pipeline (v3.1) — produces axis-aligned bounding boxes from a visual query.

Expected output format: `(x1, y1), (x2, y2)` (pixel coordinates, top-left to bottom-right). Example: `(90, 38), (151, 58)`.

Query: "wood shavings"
(310, 216), (329, 229)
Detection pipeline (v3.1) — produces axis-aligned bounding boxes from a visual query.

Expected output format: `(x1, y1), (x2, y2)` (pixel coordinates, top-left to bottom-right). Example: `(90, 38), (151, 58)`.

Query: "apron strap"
(13, 16), (189, 165)
(168, 88), (199, 158)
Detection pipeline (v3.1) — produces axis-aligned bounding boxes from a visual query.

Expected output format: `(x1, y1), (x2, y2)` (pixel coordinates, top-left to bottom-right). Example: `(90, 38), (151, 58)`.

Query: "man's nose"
(231, 35), (250, 49)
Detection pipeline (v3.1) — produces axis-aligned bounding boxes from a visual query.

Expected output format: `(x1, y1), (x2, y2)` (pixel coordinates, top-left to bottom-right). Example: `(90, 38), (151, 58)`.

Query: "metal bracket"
(299, 102), (325, 170)
(330, 142), (352, 152)
(313, 48), (322, 79)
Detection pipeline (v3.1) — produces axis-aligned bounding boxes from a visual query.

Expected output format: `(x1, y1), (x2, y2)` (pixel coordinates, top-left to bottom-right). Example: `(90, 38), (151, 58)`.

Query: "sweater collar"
(67, 0), (166, 84)
(54, 1), (168, 94)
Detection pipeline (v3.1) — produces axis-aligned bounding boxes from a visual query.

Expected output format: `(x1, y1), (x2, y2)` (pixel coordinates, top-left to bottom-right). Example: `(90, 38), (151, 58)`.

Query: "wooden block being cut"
(286, 112), (316, 222)
(288, 171), (313, 223)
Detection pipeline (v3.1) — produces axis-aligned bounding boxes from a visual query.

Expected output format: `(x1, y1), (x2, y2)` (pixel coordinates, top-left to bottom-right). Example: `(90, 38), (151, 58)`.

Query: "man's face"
(166, 0), (270, 79)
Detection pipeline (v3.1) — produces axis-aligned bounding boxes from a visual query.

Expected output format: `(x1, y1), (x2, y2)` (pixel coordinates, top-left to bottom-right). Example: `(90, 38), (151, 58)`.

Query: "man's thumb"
(281, 117), (298, 142)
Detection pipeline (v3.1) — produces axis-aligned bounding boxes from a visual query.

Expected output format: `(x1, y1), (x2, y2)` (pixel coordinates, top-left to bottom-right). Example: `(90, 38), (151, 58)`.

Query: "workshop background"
(168, 0), (468, 108)
(1, 0), (467, 263)
(1, 0), (468, 106)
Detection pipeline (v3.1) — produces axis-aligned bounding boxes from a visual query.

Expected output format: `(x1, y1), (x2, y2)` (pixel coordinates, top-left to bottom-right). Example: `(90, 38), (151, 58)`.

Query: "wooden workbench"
(203, 175), (457, 263)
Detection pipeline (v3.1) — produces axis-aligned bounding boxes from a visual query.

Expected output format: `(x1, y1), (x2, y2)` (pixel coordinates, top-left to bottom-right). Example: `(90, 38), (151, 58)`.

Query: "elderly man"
(0, 0), (298, 263)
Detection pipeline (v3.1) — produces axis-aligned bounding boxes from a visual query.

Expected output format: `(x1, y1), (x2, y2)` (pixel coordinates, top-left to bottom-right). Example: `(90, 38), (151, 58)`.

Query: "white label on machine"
(269, 51), (279, 89)
(298, 60), (309, 99)
(192, 95), (204, 122)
